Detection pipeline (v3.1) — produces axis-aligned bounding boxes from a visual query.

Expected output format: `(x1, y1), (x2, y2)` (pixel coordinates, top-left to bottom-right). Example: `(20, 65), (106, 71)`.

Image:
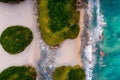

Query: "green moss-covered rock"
(0, 0), (25, 3)
(52, 65), (86, 80)
(0, 66), (37, 80)
(0, 25), (33, 54)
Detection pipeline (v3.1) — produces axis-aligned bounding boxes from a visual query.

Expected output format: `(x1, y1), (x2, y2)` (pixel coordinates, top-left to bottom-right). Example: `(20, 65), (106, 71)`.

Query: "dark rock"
(0, 0), (25, 4)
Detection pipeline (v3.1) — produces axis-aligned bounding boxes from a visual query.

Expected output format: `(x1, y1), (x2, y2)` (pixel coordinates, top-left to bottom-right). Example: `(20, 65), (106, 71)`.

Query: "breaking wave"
(82, 0), (106, 80)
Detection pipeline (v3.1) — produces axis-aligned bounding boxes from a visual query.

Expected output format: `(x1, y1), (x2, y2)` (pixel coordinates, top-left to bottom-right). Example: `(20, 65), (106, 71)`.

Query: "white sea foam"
(83, 0), (106, 80)
(87, 0), (94, 21)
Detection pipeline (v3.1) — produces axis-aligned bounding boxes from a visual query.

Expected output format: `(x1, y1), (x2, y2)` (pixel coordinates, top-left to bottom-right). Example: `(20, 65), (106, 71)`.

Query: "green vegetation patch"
(38, 0), (80, 46)
(0, 0), (25, 3)
(0, 66), (37, 80)
(52, 65), (86, 80)
(0, 25), (33, 54)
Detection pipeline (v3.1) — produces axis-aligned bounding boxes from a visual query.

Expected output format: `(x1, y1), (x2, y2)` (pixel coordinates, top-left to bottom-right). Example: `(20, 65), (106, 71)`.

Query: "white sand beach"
(54, 9), (85, 67)
(0, 0), (40, 72)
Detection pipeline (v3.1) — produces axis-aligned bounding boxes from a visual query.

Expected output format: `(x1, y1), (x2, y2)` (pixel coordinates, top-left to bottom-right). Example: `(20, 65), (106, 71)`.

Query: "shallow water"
(92, 0), (120, 80)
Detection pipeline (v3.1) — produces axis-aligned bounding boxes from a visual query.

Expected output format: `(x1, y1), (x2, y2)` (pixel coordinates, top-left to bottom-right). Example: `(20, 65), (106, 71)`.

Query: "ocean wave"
(82, 0), (106, 80)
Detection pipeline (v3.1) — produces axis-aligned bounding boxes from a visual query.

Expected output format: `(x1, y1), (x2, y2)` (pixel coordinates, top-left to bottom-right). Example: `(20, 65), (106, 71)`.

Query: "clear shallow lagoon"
(93, 0), (120, 80)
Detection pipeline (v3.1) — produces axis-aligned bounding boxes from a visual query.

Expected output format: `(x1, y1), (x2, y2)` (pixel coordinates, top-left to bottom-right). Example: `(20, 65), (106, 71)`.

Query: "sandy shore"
(0, 0), (40, 72)
(54, 8), (85, 67)
(79, 8), (85, 66)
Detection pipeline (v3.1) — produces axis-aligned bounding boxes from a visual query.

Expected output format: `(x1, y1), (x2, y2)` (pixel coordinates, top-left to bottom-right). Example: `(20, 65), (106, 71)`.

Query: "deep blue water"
(93, 0), (120, 80)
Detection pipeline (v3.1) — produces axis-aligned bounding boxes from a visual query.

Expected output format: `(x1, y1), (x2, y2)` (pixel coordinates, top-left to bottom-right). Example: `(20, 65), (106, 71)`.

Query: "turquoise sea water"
(93, 0), (120, 80)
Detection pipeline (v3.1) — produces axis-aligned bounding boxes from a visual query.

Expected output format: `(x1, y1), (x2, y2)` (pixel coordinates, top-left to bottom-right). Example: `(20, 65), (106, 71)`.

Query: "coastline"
(78, 0), (88, 67)
(79, 8), (85, 67)
(80, 0), (105, 80)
